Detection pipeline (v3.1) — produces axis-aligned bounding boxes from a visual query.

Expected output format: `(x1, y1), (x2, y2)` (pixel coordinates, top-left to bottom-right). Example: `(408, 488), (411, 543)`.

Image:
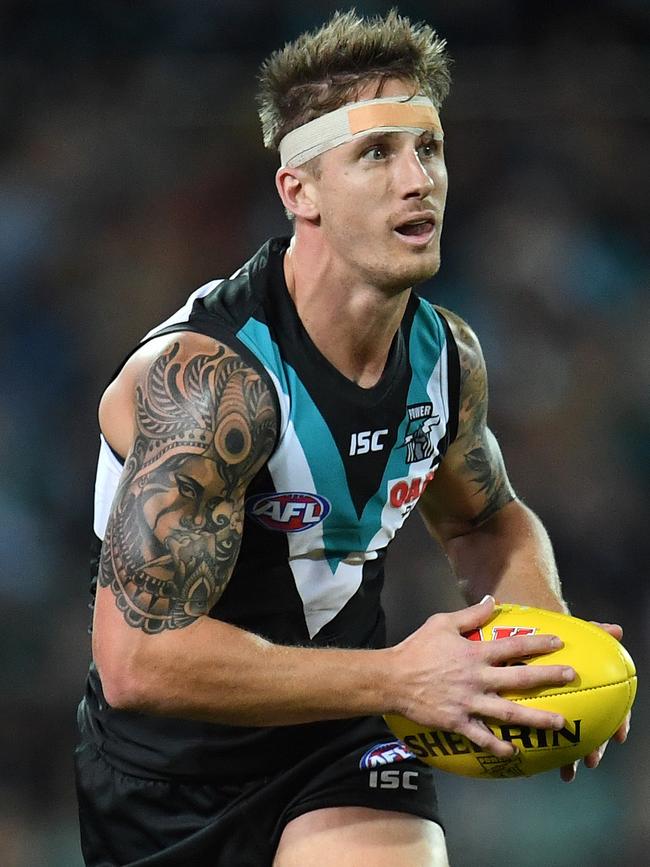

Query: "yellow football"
(384, 604), (637, 779)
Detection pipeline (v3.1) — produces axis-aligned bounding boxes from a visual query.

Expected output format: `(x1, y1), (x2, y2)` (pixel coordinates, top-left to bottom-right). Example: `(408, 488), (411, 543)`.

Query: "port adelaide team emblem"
(400, 403), (441, 463)
(246, 492), (331, 533)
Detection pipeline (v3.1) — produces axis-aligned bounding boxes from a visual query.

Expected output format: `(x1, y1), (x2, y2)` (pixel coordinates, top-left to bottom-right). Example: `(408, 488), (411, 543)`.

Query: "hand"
(390, 595), (576, 758)
(560, 621), (630, 783)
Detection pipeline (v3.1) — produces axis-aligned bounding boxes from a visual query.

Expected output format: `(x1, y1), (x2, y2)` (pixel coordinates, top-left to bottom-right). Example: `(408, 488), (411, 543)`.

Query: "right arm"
(94, 332), (393, 725)
(94, 333), (572, 753)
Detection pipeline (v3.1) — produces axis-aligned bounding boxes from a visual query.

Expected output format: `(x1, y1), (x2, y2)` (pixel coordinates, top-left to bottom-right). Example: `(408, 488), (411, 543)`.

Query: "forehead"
(354, 76), (419, 101)
(151, 453), (218, 481)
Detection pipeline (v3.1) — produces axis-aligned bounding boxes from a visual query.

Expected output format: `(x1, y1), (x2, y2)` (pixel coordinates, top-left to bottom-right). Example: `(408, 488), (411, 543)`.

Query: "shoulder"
(434, 306), (484, 370)
(434, 306), (488, 432)
(100, 330), (279, 464)
(413, 299), (484, 375)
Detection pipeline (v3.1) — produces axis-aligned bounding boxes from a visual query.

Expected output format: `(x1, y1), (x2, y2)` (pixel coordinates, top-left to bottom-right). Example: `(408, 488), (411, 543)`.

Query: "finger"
(613, 713), (630, 743)
(451, 594), (496, 633)
(489, 663), (576, 693)
(590, 621), (623, 641)
(584, 740), (609, 769)
(474, 696), (566, 732)
(560, 760), (579, 783)
(486, 633), (563, 663)
(459, 718), (518, 758)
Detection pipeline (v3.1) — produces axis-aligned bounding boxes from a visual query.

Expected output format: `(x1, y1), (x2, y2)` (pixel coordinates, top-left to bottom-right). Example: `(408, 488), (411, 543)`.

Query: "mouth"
(393, 214), (436, 246)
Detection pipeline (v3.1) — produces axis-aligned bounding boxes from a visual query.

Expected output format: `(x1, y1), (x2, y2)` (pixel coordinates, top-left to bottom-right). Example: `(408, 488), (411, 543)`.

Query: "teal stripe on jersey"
(352, 300), (446, 546)
(236, 316), (290, 396)
(237, 317), (360, 573)
(406, 300), (446, 409)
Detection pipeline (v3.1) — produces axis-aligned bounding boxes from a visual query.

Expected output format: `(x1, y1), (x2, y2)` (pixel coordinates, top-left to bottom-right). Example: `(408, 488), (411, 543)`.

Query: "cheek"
(142, 491), (187, 534)
(329, 204), (383, 252)
(436, 164), (449, 199)
(321, 172), (382, 232)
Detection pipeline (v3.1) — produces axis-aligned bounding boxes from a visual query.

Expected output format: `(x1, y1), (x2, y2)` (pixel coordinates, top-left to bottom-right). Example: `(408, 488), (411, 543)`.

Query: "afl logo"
(359, 740), (416, 770)
(245, 492), (331, 533)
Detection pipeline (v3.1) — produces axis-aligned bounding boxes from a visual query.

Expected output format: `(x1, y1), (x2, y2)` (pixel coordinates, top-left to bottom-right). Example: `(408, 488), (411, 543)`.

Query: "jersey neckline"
(264, 237), (415, 407)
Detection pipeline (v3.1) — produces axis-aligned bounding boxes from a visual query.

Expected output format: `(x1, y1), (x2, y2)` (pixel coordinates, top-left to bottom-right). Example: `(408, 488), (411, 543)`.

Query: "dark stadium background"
(1, 1), (647, 864)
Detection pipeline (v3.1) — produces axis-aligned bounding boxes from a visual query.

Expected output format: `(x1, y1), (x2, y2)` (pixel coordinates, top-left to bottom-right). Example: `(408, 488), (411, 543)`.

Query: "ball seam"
(510, 677), (636, 703)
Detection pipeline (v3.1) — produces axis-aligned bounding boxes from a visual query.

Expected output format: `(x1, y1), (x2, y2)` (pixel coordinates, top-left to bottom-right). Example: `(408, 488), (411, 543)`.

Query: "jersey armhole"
(143, 318), (283, 457)
(437, 311), (461, 446)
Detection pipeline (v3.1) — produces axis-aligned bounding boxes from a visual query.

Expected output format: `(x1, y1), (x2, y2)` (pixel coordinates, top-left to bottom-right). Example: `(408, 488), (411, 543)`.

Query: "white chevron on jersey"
(94, 435), (123, 540)
(430, 320), (450, 428)
(263, 366), (367, 638)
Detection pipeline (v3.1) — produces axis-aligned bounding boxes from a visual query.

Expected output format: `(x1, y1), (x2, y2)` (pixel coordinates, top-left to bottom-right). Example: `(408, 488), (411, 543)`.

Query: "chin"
(387, 251), (441, 290)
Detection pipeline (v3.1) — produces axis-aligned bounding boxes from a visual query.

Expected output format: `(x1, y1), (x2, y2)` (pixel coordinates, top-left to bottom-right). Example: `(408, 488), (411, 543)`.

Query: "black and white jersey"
(81, 237), (460, 780)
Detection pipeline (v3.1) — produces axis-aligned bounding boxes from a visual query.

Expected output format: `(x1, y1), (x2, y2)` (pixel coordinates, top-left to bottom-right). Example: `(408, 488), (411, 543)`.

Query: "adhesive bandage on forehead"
(278, 95), (444, 168)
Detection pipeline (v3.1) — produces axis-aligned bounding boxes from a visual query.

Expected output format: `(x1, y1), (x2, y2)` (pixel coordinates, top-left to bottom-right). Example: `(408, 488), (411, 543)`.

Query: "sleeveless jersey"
(80, 236), (461, 781)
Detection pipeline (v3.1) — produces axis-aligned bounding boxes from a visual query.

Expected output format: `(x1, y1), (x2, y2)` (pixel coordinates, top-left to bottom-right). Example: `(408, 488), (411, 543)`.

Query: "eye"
(176, 474), (198, 500)
(417, 140), (440, 161)
(361, 144), (388, 162)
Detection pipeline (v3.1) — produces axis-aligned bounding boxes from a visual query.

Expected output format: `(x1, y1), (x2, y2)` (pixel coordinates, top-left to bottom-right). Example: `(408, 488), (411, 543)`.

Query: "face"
(304, 78), (448, 292)
(138, 454), (243, 568)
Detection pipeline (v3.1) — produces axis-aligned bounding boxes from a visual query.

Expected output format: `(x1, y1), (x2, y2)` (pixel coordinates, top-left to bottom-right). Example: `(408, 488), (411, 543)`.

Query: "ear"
(275, 167), (320, 221)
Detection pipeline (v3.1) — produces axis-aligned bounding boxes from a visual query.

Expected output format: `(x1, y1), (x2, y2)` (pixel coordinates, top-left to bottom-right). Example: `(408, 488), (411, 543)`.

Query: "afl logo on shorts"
(245, 492), (331, 533)
(359, 740), (416, 770)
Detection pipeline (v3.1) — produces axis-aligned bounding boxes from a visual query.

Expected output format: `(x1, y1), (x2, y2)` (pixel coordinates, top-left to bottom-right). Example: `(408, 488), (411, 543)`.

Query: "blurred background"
(1, 1), (648, 864)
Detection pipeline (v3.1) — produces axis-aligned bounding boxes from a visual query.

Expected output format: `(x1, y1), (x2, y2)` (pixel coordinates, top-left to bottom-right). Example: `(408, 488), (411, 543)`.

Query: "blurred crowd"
(1, 2), (648, 865)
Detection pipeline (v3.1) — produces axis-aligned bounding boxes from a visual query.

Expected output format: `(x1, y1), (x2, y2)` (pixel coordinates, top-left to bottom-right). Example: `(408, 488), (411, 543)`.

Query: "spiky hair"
(257, 9), (452, 152)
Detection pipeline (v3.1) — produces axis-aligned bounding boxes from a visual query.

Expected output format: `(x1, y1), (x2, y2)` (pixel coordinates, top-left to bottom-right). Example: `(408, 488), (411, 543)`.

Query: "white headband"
(278, 95), (443, 168)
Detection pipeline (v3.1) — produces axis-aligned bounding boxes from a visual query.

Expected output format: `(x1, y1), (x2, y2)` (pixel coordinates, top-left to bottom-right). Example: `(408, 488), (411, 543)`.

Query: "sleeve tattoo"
(99, 341), (277, 633)
(453, 316), (515, 526)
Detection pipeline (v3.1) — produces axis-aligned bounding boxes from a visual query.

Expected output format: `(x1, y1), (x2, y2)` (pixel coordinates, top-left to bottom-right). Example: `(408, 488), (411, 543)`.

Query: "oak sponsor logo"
(245, 492), (331, 533)
(389, 470), (436, 515)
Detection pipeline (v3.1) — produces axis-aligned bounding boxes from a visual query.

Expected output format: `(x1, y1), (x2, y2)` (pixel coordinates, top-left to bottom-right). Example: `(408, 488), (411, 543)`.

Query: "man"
(75, 10), (628, 867)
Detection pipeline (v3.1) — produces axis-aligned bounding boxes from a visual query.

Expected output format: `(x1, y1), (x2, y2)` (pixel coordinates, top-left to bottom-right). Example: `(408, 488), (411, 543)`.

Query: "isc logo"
(349, 429), (389, 456)
(245, 492), (331, 533)
(368, 769), (419, 790)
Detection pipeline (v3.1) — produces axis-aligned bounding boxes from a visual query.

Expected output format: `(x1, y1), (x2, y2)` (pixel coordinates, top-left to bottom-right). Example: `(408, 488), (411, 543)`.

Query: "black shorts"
(75, 716), (442, 867)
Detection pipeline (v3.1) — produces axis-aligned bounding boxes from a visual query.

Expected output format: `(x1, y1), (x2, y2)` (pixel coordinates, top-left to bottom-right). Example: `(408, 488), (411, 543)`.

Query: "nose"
(396, 147), (435, 200)
(182, 508), (206, 530)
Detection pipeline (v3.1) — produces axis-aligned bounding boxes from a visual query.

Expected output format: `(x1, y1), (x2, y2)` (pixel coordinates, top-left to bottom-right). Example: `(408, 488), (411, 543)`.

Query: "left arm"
(419, 308), (628, 780)
(419, 308), (567, 613)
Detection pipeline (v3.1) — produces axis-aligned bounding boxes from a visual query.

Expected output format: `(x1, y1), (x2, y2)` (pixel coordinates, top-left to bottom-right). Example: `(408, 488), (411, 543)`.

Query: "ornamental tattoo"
(448, 310), (515, 525)
(99, 341), (276, 633)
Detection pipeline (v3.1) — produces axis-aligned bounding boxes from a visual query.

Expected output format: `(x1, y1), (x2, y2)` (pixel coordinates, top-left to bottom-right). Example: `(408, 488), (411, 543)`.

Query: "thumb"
(451, 594), (496, 634)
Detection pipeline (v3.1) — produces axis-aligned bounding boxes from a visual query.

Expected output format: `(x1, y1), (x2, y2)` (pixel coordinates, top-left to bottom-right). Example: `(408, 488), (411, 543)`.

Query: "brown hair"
(257, 9), (452, 153)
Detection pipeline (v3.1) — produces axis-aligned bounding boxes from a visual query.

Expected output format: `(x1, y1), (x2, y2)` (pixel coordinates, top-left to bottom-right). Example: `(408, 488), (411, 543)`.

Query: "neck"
(283, 231), (411, 389)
